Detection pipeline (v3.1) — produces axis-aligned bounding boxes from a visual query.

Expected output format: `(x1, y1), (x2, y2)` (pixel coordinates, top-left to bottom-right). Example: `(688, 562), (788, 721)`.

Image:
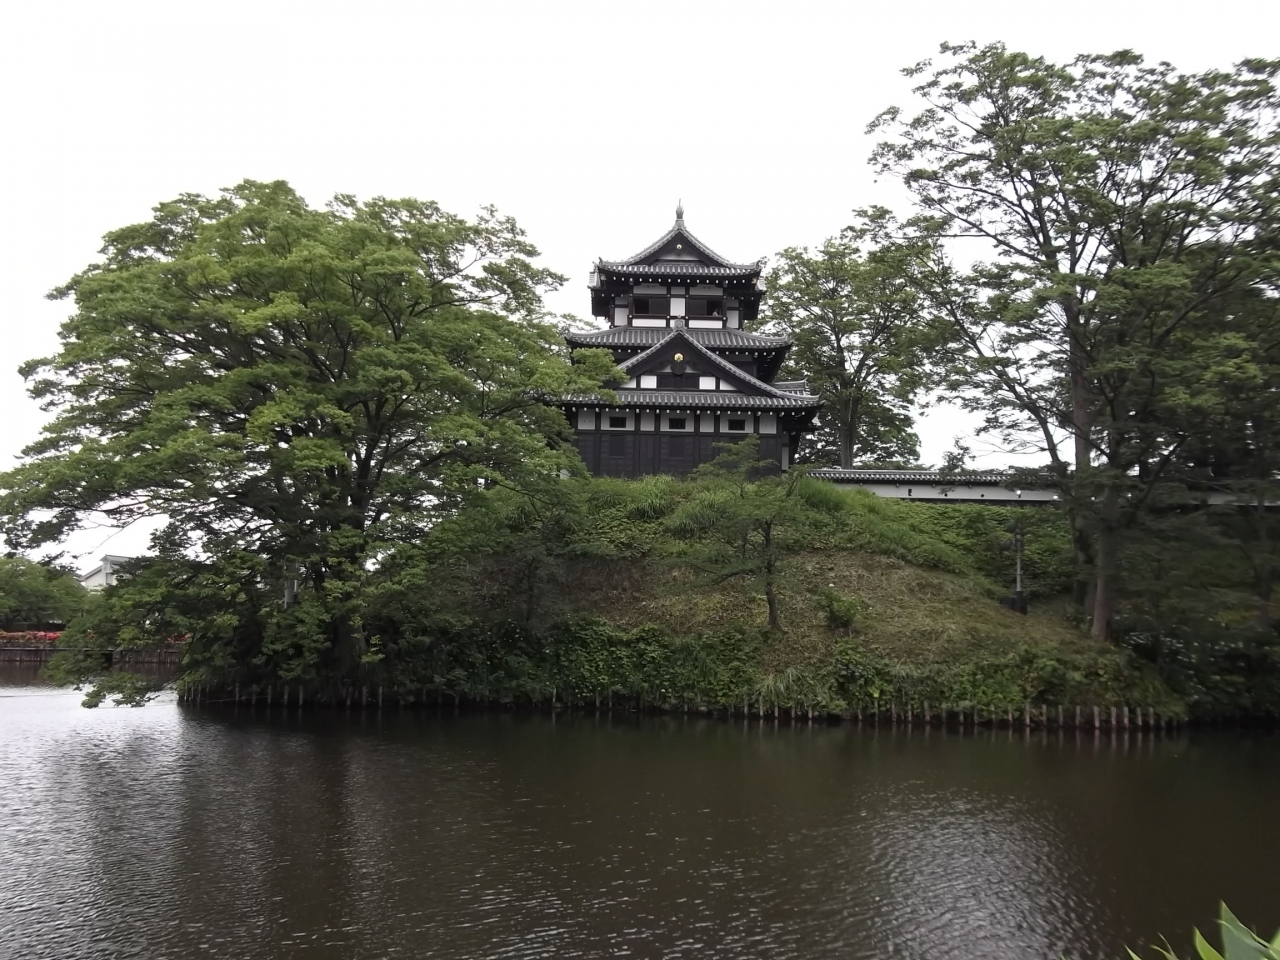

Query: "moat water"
(1, 667), (1277, 959)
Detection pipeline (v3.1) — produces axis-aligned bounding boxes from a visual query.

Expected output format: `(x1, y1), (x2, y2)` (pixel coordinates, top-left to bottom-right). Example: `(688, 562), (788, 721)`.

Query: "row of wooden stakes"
(178, 686), (1184, 730)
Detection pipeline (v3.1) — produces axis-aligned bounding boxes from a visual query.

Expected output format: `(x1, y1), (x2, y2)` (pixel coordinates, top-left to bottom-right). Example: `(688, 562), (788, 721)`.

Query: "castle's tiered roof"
(565, 329), (820, 413)
(594, 202), (764, 278)
(563, 326), (788, 351)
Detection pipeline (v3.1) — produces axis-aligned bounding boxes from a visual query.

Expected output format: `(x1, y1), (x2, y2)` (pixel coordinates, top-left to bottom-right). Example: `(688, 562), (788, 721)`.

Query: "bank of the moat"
(50, 478), (1280, 722)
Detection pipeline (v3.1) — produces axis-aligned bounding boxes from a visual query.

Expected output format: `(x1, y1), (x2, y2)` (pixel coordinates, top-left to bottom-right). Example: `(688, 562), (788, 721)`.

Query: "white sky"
(3, 0), (1277, 569)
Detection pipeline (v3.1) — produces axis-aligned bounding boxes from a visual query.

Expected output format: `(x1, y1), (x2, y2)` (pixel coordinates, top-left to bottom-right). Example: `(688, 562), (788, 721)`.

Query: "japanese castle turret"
(563, 206), (821, 477)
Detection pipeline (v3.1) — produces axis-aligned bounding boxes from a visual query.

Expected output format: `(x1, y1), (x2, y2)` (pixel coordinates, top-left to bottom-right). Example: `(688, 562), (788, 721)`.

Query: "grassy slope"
(529, 483), (1177, 709)
(575, 548), (1086, 662)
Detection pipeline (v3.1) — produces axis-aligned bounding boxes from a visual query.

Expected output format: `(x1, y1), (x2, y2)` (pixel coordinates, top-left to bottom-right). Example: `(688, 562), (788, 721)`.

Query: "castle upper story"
(586, 202), (765, 332)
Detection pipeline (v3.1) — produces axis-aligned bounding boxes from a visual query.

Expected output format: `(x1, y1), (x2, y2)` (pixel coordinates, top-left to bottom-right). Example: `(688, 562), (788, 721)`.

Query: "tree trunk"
(1071, 514), (1094, 609)
(840, 425), (855, 470)
(1257, 498), (1273, 629)
(839, 395), (861, 469)
(333, 613), (367, 676)
(763, 525), (780, 630)
(765, 579), (780, 631)
(1090, 485), (1119, 644)
(1066, 297), (1095, 611)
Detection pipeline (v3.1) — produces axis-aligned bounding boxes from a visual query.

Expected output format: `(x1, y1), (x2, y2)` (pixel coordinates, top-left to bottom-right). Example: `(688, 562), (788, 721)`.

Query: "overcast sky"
(3, 0), (1277, 569)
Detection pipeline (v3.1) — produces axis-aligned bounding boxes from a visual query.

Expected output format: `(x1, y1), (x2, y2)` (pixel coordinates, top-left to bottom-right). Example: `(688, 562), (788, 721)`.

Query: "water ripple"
(2, 683), (1278, 959)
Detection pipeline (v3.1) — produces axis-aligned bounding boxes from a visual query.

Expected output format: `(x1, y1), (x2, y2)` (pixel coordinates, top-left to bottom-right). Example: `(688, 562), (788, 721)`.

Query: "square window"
(687, 298), (724, 318)
(668, 417), (687, 431)
(608, 416), (627, 429)
(728, 418), (747, 432)
(633, 297), (669, 317)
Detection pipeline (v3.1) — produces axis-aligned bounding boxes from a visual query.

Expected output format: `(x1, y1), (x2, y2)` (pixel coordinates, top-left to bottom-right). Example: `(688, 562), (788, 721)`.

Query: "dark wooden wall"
(575, 430), (784, 477)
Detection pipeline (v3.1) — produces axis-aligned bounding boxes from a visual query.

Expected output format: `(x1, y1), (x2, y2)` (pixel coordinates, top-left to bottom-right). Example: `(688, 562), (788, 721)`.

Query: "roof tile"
(565, 327), (789, 350)
(567, 390), (819, 409)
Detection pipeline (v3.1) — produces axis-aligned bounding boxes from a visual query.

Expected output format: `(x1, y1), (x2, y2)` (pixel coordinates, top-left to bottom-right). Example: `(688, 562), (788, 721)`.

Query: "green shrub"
(820, 588), (865, 634)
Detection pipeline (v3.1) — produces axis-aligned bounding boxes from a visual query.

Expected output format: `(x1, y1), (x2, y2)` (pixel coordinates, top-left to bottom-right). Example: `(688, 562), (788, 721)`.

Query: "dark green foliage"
(0, 181), (618, 696)
(290, 617), (1169, 717)
(0, 556), (87, 629)
(665, 439), (846, 629)
(820, 588), (864, 634)
(757, 230), (946, 467)
(887, 502), (1076, 598)
(871, 42), (1280, 641)
(1117, 619), (1280, 721)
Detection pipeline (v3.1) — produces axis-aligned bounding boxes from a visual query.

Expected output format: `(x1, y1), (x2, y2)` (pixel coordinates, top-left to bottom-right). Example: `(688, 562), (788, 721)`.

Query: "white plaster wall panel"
(698, 376), (718, 390)
(634, 283), (666, 294)
(576, 410), (596, 429)
(759, 414), (777, 434)
(639, 375), (658, 389)
(689, 319), (722, 329)
(699, 413), (715, 432)
(613, 306), (629, 326)
(691, 285), (723, 296)
(726, 309), (740, 328)
(669, 297), (686, 316)
(640, 412), (656, 431)
(633, 318), (666, 328)
(823, 481), (1058, 502)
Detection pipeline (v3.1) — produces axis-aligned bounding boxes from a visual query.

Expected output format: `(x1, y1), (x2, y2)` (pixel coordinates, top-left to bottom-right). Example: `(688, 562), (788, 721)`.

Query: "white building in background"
(79, 554), (134, 590)
(809, 469), (1059, 503)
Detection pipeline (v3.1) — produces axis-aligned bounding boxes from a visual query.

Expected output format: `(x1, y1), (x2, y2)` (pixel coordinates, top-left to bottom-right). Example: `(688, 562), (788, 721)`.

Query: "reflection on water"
(1, 672), (1277, 960)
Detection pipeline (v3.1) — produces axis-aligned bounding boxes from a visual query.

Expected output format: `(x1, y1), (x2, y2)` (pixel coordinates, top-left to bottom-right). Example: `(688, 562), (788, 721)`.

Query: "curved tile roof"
(619, 330), (807, 400)
(568, 390), (819, 410)
(810, 468), (1029, 485)
(596, 262), (762, 277)
(613, 208), (760, 270)
(773, 380), (812, 395)
(565, 326), (789, 350)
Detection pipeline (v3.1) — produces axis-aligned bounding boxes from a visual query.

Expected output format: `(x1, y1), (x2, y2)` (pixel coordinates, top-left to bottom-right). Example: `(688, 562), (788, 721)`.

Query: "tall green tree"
(665, 439), (843, 630)
(758, 227), (941, 467)
(0, 556), (86, 630)
(1, 180), (617, 682)
(1180, 282), (1280, 627)
(870, 43), (1280, 640)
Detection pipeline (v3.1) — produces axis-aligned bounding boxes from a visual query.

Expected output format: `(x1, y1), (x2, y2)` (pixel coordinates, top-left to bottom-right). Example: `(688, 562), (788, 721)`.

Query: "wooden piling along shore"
(173, 685), (1189, 730)
(0, 645), (182, 665)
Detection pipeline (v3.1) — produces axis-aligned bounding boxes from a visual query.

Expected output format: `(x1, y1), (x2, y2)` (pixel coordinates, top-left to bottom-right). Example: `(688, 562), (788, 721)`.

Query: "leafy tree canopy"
(1, 180), (618, 674)
(869, 42), (1280, 640)
(666, 438), (846, 630)
(759, 219), (947, 468)
(0, 555), (86, 630)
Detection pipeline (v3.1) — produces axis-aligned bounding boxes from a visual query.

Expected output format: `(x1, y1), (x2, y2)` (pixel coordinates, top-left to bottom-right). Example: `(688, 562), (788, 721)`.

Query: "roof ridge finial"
(676, 199), (684, 222)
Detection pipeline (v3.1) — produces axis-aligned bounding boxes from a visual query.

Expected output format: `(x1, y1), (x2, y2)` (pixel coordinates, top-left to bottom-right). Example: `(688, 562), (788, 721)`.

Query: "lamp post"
(1002, 520), (1027, 614)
